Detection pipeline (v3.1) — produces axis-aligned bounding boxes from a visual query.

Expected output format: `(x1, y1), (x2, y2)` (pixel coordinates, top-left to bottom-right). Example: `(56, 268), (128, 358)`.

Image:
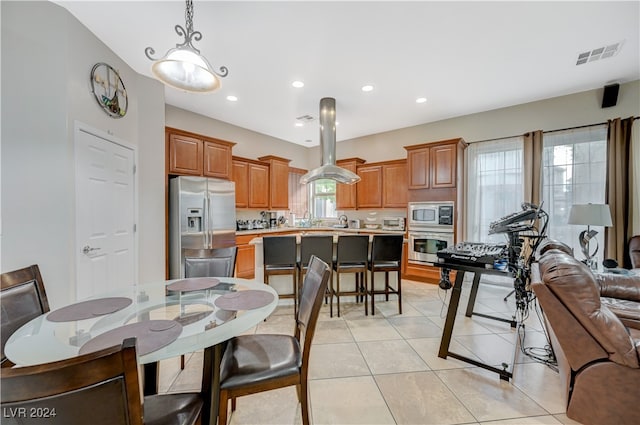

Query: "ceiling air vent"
(576, 41), (623, 65)
(296, 114), (315, 123)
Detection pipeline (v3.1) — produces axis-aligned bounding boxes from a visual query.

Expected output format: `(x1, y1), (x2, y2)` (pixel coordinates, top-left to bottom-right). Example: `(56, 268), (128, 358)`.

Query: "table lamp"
(567, 203), (613, 266)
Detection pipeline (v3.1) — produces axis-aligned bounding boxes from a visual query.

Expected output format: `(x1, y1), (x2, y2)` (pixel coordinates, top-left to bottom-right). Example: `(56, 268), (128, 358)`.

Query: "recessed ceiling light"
(416, 97), (427, 104)
(292, 80), (304, 88)
(294, 122), (304, 127)
(304, 139), (312, 143)
(361, 85), (374, 92)
(226, 95), (238, 102)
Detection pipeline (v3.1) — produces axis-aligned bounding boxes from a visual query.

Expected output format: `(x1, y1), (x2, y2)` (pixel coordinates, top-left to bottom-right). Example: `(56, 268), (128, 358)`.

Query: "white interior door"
(75, 125), (136, 300)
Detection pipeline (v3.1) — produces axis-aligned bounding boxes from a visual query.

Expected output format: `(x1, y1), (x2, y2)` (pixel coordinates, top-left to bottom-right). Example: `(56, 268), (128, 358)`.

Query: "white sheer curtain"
(465, 136), (525, 244)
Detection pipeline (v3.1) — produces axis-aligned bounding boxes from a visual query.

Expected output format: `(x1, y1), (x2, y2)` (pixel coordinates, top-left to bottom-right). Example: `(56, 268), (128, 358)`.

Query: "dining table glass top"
(4, 277), (278, 367)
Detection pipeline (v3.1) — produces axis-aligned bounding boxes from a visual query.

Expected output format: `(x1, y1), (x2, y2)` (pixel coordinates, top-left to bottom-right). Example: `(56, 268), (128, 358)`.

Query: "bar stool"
(332, 235), (369, 317)
(367, 234), (403, 315)
(298, 235), (334, 304)
(263, 235), (298, 313)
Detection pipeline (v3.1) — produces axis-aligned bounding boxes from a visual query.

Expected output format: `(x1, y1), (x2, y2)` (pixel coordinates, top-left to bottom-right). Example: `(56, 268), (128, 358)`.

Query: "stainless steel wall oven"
(407, 201), (455, 264)
(408, 230), (454, 264)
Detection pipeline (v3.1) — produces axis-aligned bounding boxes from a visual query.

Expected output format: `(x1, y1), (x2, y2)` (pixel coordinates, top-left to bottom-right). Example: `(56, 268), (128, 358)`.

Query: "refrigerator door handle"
(203, 197), (209, 248)
(206, 194), (212, 249)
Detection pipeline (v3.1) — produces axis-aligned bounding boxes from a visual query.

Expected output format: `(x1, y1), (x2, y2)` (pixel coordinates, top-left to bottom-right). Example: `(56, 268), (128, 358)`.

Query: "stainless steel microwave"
(408, 201), (454, 229)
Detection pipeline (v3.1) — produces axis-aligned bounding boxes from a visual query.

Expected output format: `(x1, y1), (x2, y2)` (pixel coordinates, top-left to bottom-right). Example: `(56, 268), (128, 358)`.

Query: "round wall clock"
(90, 62), (128, 118)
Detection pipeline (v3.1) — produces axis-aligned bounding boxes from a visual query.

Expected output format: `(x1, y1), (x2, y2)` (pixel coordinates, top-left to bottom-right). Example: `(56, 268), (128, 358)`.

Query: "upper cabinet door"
(169, 134), (203, 176)
(383, 160), (408, 208)
(203, 140), (233, 179)
(336, 158), (365, 210)
(248, 163), (270, 209)
(232, 159), (249, 208)
(430, 144), (456, 188)
(356, 164), (383, 208)
(258, 156), (291, 210)
(407, 146), (430, 189)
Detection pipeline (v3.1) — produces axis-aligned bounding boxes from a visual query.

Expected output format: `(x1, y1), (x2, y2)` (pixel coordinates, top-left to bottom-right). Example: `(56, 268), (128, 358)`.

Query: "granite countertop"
(236, 226), (405, 236)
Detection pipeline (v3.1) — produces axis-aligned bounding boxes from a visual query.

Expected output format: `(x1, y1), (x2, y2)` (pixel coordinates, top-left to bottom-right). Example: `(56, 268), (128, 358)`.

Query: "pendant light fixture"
(145, 0), (228, 93)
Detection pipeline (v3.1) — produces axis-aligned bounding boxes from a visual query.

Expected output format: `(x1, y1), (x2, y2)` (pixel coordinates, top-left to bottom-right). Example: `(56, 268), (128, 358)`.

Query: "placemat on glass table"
(47, 297), (132, 322)
(214, 290), (275, 311)
(79, 320), (182, 356)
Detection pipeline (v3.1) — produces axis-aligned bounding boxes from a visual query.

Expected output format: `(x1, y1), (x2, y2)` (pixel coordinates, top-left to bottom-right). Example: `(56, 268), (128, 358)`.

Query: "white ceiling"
(55, 1), (639, 146)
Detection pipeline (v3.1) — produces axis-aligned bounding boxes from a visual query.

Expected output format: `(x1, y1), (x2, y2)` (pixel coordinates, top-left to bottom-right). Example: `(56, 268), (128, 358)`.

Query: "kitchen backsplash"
(235, 209), (406, 229)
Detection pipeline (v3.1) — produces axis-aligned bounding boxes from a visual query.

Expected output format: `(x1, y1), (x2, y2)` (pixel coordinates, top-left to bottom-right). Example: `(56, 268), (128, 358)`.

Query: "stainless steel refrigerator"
(169, 176), (236, 279)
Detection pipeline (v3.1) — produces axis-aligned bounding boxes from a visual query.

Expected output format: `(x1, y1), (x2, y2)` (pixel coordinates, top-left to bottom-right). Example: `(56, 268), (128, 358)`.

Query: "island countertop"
(236, 226), (405, 237)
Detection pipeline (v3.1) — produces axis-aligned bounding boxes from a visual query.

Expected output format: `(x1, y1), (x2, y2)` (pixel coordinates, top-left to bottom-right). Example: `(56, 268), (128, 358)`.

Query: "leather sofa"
(536, 239), (640, 327)
(629, 235), (640, 269)
(533, 249), (640, 424)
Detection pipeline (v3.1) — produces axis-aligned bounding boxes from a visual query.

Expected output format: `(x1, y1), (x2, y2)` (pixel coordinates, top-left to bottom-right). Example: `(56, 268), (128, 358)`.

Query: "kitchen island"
(242, 228), (405, 308)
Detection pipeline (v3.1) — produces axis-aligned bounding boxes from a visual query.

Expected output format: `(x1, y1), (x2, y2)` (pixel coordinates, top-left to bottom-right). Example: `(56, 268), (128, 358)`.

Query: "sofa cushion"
(595, 273), (640, 302)
(538, 252), (639, 368)
(600, 297), (640, 329)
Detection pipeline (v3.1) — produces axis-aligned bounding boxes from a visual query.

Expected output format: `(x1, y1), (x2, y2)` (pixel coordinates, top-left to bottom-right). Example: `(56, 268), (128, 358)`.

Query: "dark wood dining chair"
(367, 234), (403, 315)
(178, 246), (238, 369)
(217, 255), (331, 425)
(0, 337), (203, 425)
(1, 264), (50, 368)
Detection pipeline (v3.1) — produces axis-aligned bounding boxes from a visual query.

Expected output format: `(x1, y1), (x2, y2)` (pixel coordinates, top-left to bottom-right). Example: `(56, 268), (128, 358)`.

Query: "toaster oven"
(382, 217), (405, 231)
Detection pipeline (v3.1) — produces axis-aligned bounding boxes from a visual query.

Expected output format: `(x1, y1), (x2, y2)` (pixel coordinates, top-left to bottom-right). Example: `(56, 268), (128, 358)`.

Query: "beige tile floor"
(158, 279), (584, 425)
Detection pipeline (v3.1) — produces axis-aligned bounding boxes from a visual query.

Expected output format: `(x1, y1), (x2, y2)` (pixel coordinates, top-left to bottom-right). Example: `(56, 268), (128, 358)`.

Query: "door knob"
(82, 245), (100, 254)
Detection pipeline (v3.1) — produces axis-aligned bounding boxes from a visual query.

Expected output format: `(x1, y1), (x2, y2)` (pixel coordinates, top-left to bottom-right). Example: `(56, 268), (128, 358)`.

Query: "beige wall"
(166, 105), (310, 169)
(330, 80), (639, 161)
(1, 1), (166, 307)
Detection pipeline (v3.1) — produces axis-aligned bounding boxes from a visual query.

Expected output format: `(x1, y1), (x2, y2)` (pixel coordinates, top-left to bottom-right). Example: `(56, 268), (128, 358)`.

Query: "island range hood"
(299, 98), (361, 185)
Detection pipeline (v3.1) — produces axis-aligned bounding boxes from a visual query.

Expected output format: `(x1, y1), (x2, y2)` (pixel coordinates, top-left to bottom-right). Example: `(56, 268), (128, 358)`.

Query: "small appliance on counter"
(349, 219), (361, 229)
(333, 215), (348, 228)
(382, 217), (405, 231)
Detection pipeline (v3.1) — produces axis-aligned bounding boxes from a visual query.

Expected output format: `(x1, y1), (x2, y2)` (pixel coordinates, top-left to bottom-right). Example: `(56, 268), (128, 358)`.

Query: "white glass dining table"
(4, 277), (278, 425)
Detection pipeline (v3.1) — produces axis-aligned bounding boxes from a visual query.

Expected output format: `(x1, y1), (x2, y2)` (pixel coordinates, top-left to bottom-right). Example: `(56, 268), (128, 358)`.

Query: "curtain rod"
(469, 115), (639, 144)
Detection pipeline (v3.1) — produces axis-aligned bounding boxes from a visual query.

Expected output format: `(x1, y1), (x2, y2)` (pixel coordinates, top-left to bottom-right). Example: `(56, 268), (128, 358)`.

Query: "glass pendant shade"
(151, 48), (221, 92)
(145, 0), (227, 93)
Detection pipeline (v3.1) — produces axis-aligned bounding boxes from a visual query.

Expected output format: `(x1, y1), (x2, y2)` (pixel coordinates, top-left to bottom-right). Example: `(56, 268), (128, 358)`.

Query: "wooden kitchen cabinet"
(166, 127), (235, 180)
(405, 138), (464, 190)
(407, 146), (430, 189)
(382, 160), (408, 208)
(249, 163), (270, 208)
(203, 140), (233, 179)
(235, 234), (257, 279)
(258, 156), (291, 209)
(356, 164), (383, 208)
(232, 157), (270, 209)
(168, 133), (203, 176)
(336, 158), (365, 209)
(430, 144), (457, 188)
(232, 159), (250, 208)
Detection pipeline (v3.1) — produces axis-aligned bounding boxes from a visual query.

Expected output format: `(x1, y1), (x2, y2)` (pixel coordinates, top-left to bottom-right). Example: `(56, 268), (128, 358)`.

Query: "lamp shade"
(151, 48), (221, 93)
(567, 204), (613, 227)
